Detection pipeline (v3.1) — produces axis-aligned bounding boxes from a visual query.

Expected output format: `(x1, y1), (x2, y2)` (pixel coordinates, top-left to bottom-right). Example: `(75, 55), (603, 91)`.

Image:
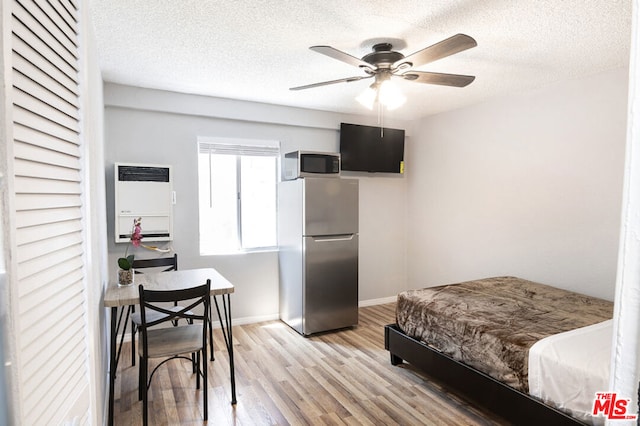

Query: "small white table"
(104, 268), (236, 426)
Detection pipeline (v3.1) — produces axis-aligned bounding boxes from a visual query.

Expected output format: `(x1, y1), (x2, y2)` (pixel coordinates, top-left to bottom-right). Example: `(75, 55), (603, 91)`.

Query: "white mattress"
(528, 319), (612, 425)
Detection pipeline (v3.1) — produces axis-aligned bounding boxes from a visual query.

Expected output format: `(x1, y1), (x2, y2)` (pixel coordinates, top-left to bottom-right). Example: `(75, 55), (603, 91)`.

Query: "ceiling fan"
(290, 34), (478, 97)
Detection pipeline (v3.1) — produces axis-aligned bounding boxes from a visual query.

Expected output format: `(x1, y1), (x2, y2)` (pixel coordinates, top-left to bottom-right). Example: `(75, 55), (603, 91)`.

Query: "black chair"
(138, 281), (210, 425)
(132, 253), (179, 273)
(130, 254), (179, 366)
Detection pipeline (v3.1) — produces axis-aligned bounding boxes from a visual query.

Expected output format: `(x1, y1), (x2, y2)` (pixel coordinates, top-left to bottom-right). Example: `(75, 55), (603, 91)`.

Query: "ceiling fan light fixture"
(378, 79), (406, 110)
(292, 34), (477, 111)
(356, 84), (377, 110)
(357, 79), (406, 111)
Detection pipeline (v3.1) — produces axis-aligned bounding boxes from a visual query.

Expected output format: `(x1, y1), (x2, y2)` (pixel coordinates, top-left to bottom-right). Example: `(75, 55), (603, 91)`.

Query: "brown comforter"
(396, 276), (613, 392)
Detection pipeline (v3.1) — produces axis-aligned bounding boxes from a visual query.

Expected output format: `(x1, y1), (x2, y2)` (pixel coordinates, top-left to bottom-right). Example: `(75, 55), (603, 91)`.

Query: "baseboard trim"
(359, 296), (397, 307)
(230, 313), (280, 326)
(118, 298), (395, 342)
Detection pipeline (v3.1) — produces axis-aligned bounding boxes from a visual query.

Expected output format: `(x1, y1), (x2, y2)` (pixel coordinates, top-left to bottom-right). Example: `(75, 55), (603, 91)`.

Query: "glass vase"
(118, 268), (134, 286)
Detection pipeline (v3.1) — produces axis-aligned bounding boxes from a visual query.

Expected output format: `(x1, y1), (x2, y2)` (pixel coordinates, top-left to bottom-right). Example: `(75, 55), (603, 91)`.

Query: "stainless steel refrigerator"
(278, 177), (359, 335)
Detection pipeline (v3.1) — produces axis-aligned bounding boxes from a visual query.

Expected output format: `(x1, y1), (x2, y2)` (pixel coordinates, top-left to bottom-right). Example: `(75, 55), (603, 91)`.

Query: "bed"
(384, 276), (614, 425)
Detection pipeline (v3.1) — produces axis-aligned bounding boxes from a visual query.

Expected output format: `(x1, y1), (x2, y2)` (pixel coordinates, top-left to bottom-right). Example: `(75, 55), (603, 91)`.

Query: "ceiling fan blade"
(290, 75), (373, 91)
(401, 71), (475, 87)
(310, 46), (375, 70)
(394, 34), (477, 69)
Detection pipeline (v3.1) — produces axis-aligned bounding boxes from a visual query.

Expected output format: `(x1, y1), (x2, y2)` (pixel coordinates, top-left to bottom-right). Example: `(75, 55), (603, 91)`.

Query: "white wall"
(80, 6), (109, 424)
(103, 83), (409, 321)
(407, 68), (629, 300)
(353, 173), (407, 303)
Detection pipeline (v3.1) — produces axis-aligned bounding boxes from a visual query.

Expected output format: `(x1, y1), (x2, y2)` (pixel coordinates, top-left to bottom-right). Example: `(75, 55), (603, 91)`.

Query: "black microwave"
(283, 151), (341, 180)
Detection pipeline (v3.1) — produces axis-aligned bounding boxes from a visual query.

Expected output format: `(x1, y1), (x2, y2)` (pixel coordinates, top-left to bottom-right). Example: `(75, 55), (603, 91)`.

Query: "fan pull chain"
(377, 100), (384, 137)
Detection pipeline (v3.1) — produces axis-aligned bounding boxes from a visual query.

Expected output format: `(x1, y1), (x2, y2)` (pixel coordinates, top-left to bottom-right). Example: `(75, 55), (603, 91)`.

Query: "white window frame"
(197, 137), (279, 254)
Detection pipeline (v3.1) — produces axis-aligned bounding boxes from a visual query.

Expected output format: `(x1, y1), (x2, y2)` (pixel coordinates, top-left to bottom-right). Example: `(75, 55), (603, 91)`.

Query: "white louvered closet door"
(8, 0), (90, 424)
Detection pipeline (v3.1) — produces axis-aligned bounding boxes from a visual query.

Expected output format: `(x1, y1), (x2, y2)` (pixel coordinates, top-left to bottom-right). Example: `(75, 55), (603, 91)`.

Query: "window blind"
(198, 141), (280, 157)
(9, 0), (89, 424)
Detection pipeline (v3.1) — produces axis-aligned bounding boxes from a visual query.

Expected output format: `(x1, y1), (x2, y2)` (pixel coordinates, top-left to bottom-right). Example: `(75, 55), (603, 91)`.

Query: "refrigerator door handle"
(311, 234), (355, 242)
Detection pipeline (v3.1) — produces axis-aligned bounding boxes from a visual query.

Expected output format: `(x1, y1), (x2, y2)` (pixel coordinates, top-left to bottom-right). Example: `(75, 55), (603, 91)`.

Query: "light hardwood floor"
(114, 303), (508, 425)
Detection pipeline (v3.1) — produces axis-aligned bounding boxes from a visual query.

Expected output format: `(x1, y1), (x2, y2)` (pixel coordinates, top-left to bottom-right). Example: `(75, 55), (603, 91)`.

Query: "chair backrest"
(138, 280), (210, 329)
(132, 253), (178, 273)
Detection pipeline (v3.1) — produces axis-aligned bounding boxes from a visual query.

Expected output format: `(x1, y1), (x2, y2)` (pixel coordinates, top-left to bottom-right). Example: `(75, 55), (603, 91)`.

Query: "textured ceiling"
(89, 0), (633, 120)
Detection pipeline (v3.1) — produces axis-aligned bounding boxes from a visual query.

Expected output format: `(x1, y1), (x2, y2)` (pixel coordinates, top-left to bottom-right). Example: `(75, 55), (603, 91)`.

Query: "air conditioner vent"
(115, 163), (173, 242)
(118, 165), (170, 182)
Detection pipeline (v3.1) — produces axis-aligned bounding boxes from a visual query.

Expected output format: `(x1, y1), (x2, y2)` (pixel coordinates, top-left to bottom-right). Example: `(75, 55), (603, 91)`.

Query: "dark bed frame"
(384, 323), (585, 425)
